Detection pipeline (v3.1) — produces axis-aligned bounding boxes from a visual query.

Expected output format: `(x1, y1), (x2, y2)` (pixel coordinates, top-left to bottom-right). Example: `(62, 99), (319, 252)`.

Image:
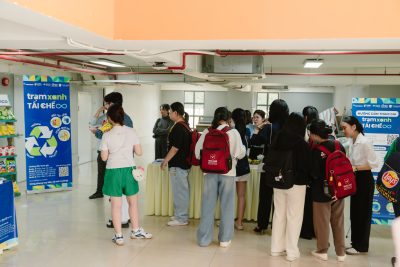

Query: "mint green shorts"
(102, 167), (139, 197)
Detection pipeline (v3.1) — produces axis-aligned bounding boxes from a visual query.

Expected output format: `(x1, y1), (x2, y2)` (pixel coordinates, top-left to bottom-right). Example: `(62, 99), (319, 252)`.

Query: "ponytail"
(212, 107), (230, 129)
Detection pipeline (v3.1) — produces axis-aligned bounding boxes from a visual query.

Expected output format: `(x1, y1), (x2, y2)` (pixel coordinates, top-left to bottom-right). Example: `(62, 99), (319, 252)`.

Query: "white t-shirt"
(100, 125), (140, 169)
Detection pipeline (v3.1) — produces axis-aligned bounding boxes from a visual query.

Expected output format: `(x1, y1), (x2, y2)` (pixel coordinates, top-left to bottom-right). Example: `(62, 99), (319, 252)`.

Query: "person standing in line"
(252, 100), (289, 234)
(89, 92), (133, 200)
(300, 106), (319, 240)
(381, 136), (400, 266)
(100, 104), (152, 245)
(341, 116), (379, 255)
(231, 108), (251, 230)
(161, 102), (191, 226)
(269, 112), (311, 262)
(195, 107), (246, 247)
(309, 119), (346, 262)
(153, 104), (174, 159)
(245, 109), (254, 142)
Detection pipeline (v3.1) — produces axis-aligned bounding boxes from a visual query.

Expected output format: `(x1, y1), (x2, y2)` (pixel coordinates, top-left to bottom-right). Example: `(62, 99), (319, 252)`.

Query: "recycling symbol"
(25, 126), (58, 157)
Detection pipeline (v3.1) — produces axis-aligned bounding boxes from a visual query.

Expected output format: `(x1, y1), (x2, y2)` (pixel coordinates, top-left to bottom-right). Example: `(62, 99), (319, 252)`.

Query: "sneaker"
(271, 251), (286, 257)
(169, 216), (176, 221)
(106, 219), (130, 229)
(253, 226), (267, 235)
(337, 255), (346, 262)
(219, 240), (231, 248)
(235, 223), (244, 230)
(89, 192), (103, 199)
(286, 254), (300, 262)
(311, 250), (328, 261)
(167, 219), (188, 226)
(131, 228), (152, 239)
(346, 247), (367, 255)
(112, 234), (124, 246)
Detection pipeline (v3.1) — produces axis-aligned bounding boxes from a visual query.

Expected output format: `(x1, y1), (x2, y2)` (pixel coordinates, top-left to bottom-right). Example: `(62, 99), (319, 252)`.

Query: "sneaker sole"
(131, 236), (152, 239)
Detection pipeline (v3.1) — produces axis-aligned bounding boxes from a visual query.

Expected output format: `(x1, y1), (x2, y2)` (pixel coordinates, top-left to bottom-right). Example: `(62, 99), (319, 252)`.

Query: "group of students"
(89, 94), (398, 266)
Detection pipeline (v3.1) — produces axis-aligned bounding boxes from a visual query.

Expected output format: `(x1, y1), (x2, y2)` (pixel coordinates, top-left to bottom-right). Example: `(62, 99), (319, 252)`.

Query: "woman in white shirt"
(101, 104), (152, 245)
(195, 107), (246, 248)
(341, 116), (378, 255)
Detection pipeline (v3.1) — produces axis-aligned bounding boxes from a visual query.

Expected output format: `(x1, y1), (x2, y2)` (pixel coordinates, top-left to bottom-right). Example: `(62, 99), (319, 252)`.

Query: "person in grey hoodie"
(153, 104), (174, 159)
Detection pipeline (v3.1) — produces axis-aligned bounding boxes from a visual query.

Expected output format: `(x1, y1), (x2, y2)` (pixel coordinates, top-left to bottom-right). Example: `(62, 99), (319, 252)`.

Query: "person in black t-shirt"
(309, 119), (346, 262)
(161, 102), (191, 226)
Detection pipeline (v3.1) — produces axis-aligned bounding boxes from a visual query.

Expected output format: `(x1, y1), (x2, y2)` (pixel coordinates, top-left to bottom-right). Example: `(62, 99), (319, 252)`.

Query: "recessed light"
(90, 59), (125, 68)
(304, 59), (323, 69)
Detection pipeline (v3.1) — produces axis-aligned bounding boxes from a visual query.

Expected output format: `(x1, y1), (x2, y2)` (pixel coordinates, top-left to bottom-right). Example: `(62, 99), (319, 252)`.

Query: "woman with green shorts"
(101, 104), (152, 245)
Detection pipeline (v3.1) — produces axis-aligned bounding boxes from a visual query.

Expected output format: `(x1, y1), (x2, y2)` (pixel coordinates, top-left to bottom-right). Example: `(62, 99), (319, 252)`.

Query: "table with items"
(145, 162), (261, 221)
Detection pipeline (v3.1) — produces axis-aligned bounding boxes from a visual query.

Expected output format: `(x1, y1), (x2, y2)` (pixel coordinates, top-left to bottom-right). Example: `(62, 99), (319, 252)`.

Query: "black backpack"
(263, 147), (295, 189)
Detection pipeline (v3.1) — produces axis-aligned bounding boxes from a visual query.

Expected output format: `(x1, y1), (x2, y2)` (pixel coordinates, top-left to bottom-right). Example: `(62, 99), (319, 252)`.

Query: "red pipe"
(0, 52), (123, 56)
(0, 55), (180, 76)
(216, 50), (400, 56)
(167, 52), (208, 70)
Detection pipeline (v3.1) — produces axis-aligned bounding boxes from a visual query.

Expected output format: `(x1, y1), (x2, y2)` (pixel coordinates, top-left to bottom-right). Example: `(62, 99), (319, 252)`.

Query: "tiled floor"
(0, 162), (395, 267)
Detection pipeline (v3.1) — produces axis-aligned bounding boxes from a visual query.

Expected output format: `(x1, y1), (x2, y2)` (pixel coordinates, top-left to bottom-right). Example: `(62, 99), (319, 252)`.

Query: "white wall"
(115, 84), (161, 166)
(334, 85), (400, 115)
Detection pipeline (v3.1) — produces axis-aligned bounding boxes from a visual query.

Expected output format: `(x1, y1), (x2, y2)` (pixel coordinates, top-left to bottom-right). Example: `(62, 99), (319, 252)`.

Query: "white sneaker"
(346, 247), (367, 255)
(311, 250), (328, 261)
(130, 228), (152, 239)
(219, 240), (231, 248)
(286, 254), (300, 262)
(169, 216), (176, 221)
(271, 251), (286, 257)
(167, 219), (189, 226)
(112, 234), (124, 246)
(337, 255), (346, 262)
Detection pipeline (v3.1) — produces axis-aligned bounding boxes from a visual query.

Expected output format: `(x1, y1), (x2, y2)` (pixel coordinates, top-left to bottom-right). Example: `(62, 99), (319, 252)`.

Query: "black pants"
(155, 137), (168, 159)
(96, 151), (107, 194)
(350, 170), (374, 252)
(257, 174), (274, 229)
(393, 202), (400, 218)
(300, 186), (315, 239)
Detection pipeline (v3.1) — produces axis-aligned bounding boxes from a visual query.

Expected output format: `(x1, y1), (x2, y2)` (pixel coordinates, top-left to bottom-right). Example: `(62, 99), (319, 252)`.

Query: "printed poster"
(352, 98), (400, 225)
(23, 75), (72, 193)
(0, 179), (18, 251)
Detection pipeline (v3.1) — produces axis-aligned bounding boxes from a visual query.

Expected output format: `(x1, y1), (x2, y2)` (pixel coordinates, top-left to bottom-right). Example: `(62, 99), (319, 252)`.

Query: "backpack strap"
(316, 143), (333, 156)
(221, 126), (231, 133)
(334, 140), (341, 151)
(177, 121), (192, 133)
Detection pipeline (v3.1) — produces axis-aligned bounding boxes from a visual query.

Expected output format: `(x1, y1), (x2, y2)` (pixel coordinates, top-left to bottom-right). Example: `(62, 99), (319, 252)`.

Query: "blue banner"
(23, 75), (72, 192)
(0, 179), (18, 251)
(352, 98), (400, 225)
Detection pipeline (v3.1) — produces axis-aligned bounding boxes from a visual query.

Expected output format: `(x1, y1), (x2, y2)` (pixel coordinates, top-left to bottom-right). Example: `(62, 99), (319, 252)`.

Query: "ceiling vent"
(202, 55), (264, 80)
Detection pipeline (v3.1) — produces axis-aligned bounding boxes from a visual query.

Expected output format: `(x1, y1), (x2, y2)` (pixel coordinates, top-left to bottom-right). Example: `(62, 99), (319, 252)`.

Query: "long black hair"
(269, 99), (289, 126)
(211, 107), (230, 129)
(309, 119), (333, 139)
(282, 112), (305, 138)
(245, 110), (252, 124)
(232, 108), (246, 138)
(107, 104), (125, 125)
(302, 106), (319, 125)
(342, 116), (364, 135)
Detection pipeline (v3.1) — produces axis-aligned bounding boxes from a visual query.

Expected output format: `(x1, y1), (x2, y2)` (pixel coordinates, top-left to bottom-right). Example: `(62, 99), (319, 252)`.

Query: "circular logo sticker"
(382, 171), (399, 189)
(372, 201), (381, 213)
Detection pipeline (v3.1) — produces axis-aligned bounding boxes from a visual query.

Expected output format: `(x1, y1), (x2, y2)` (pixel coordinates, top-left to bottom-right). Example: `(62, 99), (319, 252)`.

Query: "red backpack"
(178, 122), (201, 166)
(316, 140), (357, 199)
(200, 126), (232, 174)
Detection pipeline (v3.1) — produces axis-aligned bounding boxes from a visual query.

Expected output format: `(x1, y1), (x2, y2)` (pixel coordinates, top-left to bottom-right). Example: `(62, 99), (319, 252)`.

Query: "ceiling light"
(90, 59), (125, 68)
(304, 59), (323, 69)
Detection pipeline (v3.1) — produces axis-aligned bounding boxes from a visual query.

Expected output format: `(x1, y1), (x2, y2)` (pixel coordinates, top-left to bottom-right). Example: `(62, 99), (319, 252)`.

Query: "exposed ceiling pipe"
(167, 52), (209, 70)
(265, 72), (400, 76)
(0, 55), (181, 76)
(216, 50), (400, 56)
(0, 51), (123, 56)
